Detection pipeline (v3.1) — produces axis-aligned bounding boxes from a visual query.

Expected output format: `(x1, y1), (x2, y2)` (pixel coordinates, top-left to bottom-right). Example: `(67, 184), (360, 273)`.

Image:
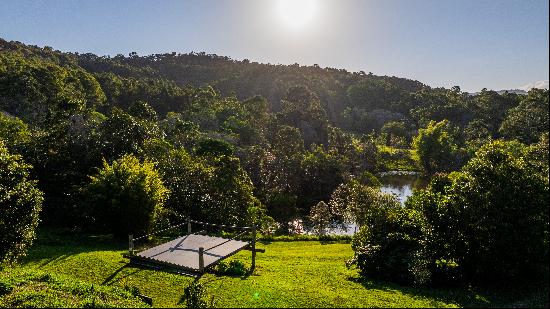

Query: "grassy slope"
(2, 230), (548, 308)
(0, 269), (149, 308)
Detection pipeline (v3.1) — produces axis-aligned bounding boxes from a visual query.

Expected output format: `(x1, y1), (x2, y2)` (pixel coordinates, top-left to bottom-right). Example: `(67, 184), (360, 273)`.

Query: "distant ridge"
(468, 89), (527, 96)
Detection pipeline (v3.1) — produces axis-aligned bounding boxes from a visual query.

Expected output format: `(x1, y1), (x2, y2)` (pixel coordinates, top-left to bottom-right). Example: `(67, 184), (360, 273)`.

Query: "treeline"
(1, 38), (548, 286)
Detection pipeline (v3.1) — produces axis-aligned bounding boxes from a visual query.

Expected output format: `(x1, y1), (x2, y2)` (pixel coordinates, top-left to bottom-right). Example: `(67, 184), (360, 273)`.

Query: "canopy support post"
(198, 247), (205, 272)
(129, 234), (134, 255)
(251, 225), (257, 273)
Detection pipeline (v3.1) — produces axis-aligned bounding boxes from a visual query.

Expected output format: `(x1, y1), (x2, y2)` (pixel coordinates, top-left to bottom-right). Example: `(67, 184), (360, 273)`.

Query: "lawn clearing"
(1, 229), (547, 308)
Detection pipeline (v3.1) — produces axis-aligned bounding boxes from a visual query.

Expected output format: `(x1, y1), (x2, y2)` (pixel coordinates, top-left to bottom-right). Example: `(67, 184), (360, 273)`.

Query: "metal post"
(129, 234), (134, 255)
(251, 225), (257, 272)
(187, 218), (192, 235)
(198, 247), (204, 272)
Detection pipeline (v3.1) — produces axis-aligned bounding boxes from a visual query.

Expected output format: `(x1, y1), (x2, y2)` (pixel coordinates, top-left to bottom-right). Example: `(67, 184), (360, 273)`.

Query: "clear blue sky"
(1, 0), (548, 92)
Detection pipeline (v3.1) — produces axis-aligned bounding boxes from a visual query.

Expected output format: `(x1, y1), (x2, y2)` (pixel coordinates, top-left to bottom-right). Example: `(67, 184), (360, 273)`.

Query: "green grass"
(377, 146), (418, 172)
(0, 268), (150, 308)
(2, 229), (547, 308)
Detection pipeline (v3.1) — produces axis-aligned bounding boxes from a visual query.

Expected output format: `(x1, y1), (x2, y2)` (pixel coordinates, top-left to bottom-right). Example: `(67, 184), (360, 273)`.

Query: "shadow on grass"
(346, 274), (550, 308)
(101, 264), (146, 285)
(21, 228), (125, 265)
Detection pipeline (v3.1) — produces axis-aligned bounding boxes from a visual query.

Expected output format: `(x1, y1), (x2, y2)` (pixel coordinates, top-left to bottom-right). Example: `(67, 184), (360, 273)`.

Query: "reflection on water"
(379, 173), (428, 205)
(320, 172), (428, 235)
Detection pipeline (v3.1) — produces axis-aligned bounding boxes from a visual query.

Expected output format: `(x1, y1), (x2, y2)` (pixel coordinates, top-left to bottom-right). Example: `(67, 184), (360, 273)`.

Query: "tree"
(98, 107), (161, 160)
(0, 140), (43, 263)
(0, 112), (31, 153)
(128, 100), (158, 121)
(381, 121), (408, 147)
(329, 179), (399, 229)
(499, 88), (549, 144)
(299, 146), (343, 211)
(84, 154), (169, 238)
(308, 201), (332, 236)
(278, 86), (329, 146)
(407, 140), (549, 282)
(412, 120), (461, 175)
(143, 145), (265, 227)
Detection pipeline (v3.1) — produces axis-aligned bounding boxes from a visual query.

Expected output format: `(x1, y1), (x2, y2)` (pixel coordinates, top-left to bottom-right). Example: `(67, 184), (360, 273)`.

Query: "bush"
(83, 154), (168, 238)
(182, 280), (208, 308)
(214, 260), (248, 276)
(0, 140), (43, 263)
(407, 140), (549, 283)
(349, 207), (431, 286)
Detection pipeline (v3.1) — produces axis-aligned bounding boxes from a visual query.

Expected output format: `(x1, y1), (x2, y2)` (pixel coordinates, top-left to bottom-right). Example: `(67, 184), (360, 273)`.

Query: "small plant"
(183, 280), (208, 308)
(215, 260), (248, 276)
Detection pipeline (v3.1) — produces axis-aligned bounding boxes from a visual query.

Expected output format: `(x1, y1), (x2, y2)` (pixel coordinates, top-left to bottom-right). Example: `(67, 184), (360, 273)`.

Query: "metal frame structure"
(125, 218), (264, 275)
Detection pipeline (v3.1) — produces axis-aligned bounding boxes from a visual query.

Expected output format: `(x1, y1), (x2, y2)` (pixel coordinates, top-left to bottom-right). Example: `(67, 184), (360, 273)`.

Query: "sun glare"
(276, 0), (318, 30)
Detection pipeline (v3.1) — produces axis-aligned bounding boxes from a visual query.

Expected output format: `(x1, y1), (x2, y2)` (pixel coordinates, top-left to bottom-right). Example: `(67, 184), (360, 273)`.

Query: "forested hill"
(1, 37), (548, 230)
(0, 38), (426, 126)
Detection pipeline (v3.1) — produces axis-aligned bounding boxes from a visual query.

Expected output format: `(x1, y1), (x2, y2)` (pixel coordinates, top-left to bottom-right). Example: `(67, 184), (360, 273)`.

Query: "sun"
(276, 0), (318, 30)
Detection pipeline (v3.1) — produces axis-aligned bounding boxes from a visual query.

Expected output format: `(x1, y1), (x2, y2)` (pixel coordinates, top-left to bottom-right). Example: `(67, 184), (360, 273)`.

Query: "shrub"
(83, 154), (168, 238)
(214, 260), (248, 276)
(182, 280), (208, 308)
(0, 140), (43, 264)
(349, 207), (431, 286)
(407, 140), (549, 283)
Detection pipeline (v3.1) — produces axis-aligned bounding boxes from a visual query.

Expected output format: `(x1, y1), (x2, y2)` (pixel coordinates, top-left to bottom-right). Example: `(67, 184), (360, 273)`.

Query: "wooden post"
(187, 218), (192, 235)
(251, 225), (257, 273)
(129, 234), (134, 255)
(198, 247), (204, 272)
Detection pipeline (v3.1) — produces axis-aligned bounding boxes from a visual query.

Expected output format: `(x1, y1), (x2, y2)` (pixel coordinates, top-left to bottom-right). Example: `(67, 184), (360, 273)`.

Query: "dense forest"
(1, 38), (548, 288)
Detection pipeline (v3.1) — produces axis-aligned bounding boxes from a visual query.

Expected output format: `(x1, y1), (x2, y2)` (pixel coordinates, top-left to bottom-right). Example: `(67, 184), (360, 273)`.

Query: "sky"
(1, 0), (548, 92)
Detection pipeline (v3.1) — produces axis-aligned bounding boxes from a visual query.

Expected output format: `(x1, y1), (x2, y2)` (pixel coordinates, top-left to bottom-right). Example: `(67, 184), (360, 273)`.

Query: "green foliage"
(0, 140), (43, 263)
(0, 113), (31, 153)
(299, 146), (344, 210)
(98, 107), (161, 160)
(128, 100), (158, 121)
(329, 179), (400, 229)
(83, 154), (168, 237)
(308, 201), (332, 236)
(499, 88), (549, 144)
(278, 86), (329, 146)
(183, 280), (208, 308)
(377, 145), (417, 172)
(214, 260), (248, 277)
(412, 120), (462, 175)
(145, 145), (265, 226)
(407, 140), (549, 283)
(22, 109), (106, 226)
(0, 52), (105, 124)
(349, 205), (431, 285)
(194, 138), (234, 157)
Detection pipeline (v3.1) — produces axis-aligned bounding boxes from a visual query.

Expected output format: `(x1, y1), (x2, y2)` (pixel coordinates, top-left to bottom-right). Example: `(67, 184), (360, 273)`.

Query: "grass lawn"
(1, 229), (547, 308)
(377, 146), (418, 172)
